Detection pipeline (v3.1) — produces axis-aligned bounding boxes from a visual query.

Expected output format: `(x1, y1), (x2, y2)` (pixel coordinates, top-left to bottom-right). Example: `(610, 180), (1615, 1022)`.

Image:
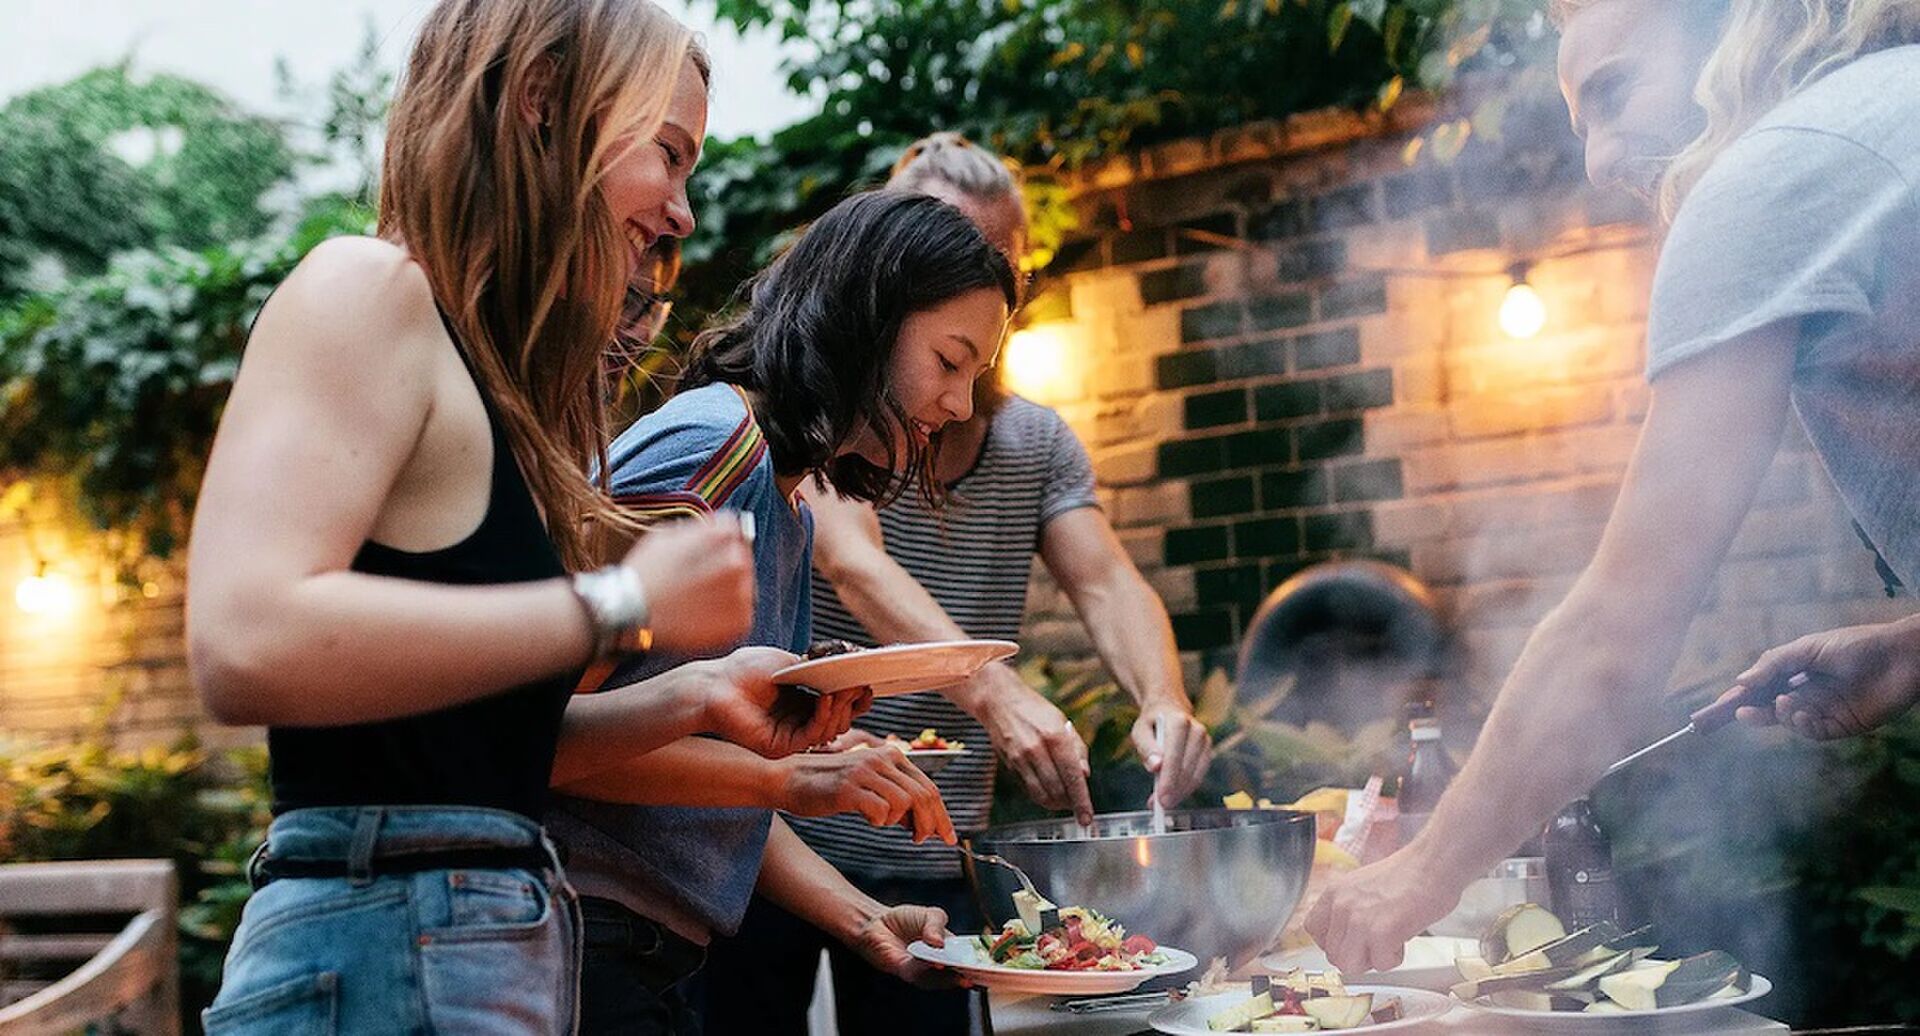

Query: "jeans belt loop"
(347, 808), (384, 887)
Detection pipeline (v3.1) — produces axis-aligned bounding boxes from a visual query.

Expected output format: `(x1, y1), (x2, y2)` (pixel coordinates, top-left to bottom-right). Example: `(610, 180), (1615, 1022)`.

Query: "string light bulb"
(15, 561), (76, 616)
(1499, 261), (1547, 339)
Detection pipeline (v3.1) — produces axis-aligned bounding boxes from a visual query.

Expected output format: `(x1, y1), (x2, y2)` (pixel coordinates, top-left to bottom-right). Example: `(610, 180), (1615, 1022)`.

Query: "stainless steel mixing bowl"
(964, 808), (1316, 969)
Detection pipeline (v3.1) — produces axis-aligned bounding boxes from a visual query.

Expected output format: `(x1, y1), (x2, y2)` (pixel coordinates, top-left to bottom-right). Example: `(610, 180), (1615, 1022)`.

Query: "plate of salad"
(908, 905), (1198, 995)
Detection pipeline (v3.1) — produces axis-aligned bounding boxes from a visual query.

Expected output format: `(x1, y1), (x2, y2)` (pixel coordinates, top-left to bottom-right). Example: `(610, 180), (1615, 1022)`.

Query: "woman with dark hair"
(546, 188), (1020, 1035)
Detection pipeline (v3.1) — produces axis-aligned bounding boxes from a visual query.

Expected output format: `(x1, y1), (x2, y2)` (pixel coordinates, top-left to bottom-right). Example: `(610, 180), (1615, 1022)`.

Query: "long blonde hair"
(1551, 0), (1920, 220)
(379, 0), (705, 569)
(1668, 0), (1920, 217)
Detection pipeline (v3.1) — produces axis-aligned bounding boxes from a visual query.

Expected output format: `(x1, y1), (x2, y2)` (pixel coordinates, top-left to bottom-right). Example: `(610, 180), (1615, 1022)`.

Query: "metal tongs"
(1603, 673), (1806, 777)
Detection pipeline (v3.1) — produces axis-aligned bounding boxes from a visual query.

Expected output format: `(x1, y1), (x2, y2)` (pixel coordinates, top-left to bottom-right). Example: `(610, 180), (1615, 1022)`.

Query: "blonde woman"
(1309, 0), (1920, 972)
(187, 1), (848, 1030)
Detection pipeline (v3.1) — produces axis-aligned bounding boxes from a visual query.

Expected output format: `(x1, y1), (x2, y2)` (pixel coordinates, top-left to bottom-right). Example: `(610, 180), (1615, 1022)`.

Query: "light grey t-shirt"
(1646, 45), (1920, 590)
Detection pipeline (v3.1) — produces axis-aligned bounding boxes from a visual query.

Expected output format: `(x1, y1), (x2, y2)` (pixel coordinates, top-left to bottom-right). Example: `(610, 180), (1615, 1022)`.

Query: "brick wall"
(1018, 100), (1909, 703)
(0, 510), (212, 748)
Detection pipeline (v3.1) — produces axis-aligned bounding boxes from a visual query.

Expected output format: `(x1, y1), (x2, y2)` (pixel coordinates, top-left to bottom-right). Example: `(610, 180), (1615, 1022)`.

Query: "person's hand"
(1304, 847), (1466, 974)
(776, 747), (957, 845)
(1130, 707), (1212, 809)
(691, 647), (857, 758)
(1717, 616), (1920, 740)
(619, 517), (754, 652)
(973, 665), (1094, 825)
(823, 727), (888, 752)
(845, 904), (963, 989)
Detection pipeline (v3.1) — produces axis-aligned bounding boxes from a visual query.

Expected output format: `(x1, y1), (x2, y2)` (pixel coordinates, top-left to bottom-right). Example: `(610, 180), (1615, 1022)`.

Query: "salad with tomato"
(889, 728), (965, 752)
(976, 907), (1166, 971)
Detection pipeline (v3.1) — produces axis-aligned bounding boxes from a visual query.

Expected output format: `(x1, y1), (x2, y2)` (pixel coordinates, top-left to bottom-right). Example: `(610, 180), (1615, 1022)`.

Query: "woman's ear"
(517, 54), (558, 134)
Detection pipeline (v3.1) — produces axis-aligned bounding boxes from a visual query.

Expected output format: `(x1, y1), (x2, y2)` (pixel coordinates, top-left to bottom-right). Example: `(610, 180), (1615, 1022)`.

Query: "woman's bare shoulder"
(250, 235), (447, 379)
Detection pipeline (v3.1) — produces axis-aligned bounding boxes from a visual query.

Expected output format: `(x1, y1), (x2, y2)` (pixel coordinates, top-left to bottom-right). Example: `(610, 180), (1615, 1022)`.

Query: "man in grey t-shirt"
(1308, 1), (1920, 973)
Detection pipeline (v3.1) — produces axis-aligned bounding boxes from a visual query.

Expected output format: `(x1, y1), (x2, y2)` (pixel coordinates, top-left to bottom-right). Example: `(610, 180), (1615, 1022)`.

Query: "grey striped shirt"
(790, 395), (1099, 879)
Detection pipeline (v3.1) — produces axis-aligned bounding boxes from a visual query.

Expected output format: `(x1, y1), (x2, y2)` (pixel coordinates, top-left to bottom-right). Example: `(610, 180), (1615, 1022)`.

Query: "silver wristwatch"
(569, 565), (654, 659)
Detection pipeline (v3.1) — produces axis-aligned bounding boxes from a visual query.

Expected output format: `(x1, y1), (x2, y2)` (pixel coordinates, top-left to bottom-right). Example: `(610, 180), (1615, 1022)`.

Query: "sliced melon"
(1584, 999), (1631, 1014)
(1597, 951), (1748, 1011)
(1488, 990), (1592, 1011)
(1301, 994), (1374, 1030)
(1452, 965), (1578, 1001)
(1572, 924), (1656, 967)
(1480, 903), (1565, 964)
(1011, 889), (1055, 934)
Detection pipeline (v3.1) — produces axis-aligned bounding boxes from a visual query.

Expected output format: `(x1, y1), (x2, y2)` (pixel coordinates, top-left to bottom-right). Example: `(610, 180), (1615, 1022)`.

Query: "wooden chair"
(0, 859), (180, 1035)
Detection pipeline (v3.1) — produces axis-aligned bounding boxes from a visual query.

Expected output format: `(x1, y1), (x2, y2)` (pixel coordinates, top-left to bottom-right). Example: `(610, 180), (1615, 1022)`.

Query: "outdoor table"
(986, 990), (1789, 1035)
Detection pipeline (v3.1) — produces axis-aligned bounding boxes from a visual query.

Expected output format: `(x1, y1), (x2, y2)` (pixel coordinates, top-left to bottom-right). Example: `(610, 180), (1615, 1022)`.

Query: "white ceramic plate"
(1456, 972), (1772, 1028)
(774, 640), (1018, 696)
(1262, 937), (1479, 993)
(1150, 984), (1452, 1035)
(898, 747), (966, 775)
(906, 938), (1199, 996)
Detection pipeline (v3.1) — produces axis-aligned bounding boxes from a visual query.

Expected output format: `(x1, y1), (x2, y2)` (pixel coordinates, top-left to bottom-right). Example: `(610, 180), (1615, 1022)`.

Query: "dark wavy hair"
(682, 190), (1019, 503)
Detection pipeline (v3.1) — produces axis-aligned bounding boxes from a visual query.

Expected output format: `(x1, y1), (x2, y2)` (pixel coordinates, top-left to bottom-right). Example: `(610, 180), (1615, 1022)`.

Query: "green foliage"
(0, 737), (272, 1027)
(0, 201), (376, 569)
(0, 65), (297, 300)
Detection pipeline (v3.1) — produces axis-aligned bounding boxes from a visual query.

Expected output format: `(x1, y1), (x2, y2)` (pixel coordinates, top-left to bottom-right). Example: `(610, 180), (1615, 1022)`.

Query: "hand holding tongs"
(1603, 672), (1808, 777)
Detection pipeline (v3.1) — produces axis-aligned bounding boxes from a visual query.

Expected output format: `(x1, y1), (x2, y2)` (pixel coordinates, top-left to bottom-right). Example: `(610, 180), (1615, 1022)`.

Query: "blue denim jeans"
(204, 806), (581, 1035)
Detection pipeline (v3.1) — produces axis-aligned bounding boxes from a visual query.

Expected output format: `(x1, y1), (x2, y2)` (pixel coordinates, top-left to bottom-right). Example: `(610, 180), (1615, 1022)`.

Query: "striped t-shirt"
(789, 394), (1099, 879)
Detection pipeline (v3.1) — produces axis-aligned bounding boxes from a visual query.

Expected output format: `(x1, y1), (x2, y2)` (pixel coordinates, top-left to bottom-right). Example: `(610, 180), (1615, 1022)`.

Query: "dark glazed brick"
(1157, 436), (1227, 478)
(1170, 610), (1236, 651)
(1155, 349), (1218, 390)
(1305, 511), (1375, 551)
(1139, 263), (1209, 306)
(1311, 183), (1379, 231)
(1224, 428), (1291, 469)
(1111, 229), (1171, 266)
(1296, 417), (1365, 461)
(1253, 380), (1322, 422)
(1322, 369), (1394, 412)
(1272, 239), (1347, 282)
(1218, 337), (1290, 380)
(1264, 556), (1322, 591)
(1195, 564), (1265, 611)
(1319, 274), (1388, 321)
(1190, 475), (1257, 519)
(1248, 292), (1314, 332)
(1292, 327), (1362, 371)
(1233, 516), (1302, 557)
(1381, 170), (1456, 220)
(1181, 301), (1244, 344)
(1248, 198), (1311, 241)
(1261, 468), (1329, 509)
(1184, 388), (1248, 430)
(1164, 525), (1232, 566)
(1426, 209), (1503, 255)
(1332, 458), (1406, 503)
(1175, 212), (1240, 255)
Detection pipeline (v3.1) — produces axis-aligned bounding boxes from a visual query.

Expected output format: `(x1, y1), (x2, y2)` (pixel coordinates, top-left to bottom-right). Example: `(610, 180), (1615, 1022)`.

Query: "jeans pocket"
(423, 868), (552, 943)
(417, 882), (573, 1034)
(203, 971), (339, 1035)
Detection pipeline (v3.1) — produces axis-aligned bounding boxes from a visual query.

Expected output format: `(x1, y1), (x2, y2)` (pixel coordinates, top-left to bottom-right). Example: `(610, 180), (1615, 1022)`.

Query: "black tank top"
(268, 315), (577, 820)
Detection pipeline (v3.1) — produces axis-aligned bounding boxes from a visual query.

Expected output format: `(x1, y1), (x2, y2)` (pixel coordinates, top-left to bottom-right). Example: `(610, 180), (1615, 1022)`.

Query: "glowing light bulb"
(15, 568), (76, 616)
(1002, 324), (1075, 402)
(1499, 264), (1547, 339)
